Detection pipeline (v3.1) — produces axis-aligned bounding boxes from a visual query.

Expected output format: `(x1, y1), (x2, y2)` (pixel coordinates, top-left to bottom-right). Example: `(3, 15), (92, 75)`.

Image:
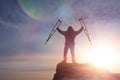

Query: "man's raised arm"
(57, 27), (65, 35)
(75, 26), (84, 35)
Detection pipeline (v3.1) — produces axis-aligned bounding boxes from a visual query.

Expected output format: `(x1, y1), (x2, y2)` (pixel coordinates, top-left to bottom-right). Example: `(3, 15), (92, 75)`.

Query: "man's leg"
(63, 45), (69, 63)
(70, 44), (76, 63)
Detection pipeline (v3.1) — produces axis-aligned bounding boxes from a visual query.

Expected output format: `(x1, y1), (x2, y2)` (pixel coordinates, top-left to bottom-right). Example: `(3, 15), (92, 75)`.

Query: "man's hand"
(57, 27), (59, 30)
(81, 26), (84, 30)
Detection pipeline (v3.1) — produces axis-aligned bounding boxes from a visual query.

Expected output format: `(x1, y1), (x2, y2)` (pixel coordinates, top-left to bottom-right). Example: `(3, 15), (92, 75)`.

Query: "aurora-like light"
(18, 0), (42, 20)
(18, 0), (61, 20)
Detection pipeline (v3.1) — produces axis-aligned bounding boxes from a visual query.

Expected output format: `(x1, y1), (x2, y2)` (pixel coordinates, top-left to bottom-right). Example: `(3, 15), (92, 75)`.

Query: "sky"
(0, 0), (120, 80)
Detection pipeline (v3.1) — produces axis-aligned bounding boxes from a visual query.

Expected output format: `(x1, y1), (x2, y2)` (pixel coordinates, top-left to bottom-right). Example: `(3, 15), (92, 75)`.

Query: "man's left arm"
(75, 26), (84, 35)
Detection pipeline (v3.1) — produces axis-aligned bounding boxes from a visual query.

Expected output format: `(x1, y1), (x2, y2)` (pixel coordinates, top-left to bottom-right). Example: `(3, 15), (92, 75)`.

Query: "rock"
(53, 62), (111, 80)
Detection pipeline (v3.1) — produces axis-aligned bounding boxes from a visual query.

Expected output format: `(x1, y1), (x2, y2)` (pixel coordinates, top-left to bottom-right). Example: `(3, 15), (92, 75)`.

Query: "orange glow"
(86, 44), (116, 69)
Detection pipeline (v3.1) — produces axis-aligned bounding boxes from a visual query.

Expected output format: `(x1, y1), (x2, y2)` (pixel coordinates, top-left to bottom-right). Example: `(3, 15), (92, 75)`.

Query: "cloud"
(72, 0), (120, 22)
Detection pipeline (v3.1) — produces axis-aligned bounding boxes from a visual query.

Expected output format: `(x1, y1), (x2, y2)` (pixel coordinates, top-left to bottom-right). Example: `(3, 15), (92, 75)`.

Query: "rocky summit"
(53, 62), (111, 80)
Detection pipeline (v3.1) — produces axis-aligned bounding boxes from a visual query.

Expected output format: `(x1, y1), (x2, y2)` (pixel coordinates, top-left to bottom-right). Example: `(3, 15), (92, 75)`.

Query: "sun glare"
(86, 44), (116, 69)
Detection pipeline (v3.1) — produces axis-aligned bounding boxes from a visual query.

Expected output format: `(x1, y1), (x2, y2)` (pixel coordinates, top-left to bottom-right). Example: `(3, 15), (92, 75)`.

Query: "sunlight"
(87, 44), (116, 69)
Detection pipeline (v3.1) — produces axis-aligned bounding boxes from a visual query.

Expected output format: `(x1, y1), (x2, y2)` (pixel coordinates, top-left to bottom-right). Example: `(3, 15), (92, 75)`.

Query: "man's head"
(68, 26), (74, 32)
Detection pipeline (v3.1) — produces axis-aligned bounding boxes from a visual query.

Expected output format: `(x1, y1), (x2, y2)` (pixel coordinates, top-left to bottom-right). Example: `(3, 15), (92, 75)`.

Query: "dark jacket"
(57, 27), (83, 45)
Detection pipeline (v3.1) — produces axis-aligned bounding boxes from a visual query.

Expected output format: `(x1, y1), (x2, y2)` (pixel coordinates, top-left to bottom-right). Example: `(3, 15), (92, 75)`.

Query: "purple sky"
(0, 0), (120, 80)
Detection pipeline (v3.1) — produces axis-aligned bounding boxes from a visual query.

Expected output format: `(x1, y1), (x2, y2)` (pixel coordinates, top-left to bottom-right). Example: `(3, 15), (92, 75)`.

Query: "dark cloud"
(0, 0), (32, 56)
(0, 0), (30, 27)
(0, 24), (22, 56)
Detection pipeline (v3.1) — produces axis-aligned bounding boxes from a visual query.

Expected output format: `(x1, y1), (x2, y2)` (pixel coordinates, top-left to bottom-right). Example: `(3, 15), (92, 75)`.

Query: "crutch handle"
(58, 19), (62, 23)
(78, 18), (83, 21)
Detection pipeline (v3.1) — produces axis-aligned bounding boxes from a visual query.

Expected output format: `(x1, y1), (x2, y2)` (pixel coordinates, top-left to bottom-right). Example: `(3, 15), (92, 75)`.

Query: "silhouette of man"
(57, 26), (83, 63)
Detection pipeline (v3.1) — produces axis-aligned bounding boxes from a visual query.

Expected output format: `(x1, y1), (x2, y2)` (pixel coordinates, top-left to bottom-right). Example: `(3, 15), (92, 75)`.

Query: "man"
(57, 26), (84, 63)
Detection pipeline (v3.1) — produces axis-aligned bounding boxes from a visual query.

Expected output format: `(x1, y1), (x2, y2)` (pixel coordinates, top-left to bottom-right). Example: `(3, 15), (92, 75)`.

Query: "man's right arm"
(57, 27), (65, 35)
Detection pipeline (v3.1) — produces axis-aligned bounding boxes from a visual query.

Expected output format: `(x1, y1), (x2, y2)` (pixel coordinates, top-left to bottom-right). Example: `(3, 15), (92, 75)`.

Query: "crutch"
(45, 19), (62, 45)
(79, 18), (92, 45)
